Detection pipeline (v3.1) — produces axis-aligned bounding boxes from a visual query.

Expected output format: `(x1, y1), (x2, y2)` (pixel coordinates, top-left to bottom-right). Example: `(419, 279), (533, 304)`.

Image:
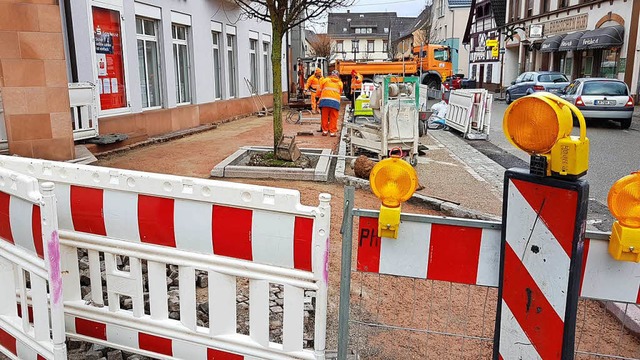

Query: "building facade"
(65, 0), (285, 146)
(502, 0), (640, 96)
(463, 0), (506, 91)
(327, 11), (410, 62)
(431, 0), (472, 75)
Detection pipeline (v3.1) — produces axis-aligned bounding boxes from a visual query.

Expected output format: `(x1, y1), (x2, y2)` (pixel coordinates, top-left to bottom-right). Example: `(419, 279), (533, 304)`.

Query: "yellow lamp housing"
(607, 171), (640, 262)
(503, 92), (589, 178)
(369, 156), (419, 239)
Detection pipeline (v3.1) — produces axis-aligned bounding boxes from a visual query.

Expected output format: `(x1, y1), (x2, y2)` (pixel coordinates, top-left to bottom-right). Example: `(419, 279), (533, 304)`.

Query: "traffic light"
(503, 92), (589, 178)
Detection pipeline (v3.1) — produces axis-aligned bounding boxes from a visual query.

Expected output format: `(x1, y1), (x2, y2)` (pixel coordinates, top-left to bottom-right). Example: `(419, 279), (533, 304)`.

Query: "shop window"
(93, 7), (127, 111)
(172, 24), (191, 104)
(136, 17), (161, 109)
(226, 34), (238, 98)
(599, 48), (620, 78)
(249, 39), (259, 93)
(486, 64), (493, 83)
(263, 42), (271, 93)
(212, 31), (222, 99)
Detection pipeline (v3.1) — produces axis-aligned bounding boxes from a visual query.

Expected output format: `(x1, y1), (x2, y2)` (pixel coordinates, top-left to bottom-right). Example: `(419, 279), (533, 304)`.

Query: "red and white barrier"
(356, 213), (640, 305)
(0, 168), (66, 360)
(0, 156), (331, 360)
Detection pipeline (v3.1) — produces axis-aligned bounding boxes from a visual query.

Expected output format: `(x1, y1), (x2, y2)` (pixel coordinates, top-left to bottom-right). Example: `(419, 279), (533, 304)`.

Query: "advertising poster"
(93, 7), (127, 110)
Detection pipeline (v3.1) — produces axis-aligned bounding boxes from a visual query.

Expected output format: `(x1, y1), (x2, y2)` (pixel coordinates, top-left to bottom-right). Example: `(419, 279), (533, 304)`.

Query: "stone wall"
(0, 0), (75, 160)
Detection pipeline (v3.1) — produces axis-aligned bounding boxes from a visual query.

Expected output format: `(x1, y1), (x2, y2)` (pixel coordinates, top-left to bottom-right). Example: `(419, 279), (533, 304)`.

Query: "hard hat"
(351, 70), (357, 76)
(315, 68), (322, 75)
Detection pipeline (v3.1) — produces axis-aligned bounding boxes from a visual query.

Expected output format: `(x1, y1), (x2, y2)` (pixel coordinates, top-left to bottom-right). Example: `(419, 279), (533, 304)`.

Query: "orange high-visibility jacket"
(305, 75), (323, 92)
(319, 76), (343, 110)
(350, 73), (363, 93)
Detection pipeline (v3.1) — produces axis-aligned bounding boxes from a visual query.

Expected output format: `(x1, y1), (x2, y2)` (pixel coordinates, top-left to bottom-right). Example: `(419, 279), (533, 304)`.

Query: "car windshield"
(538, 74), (568, 83)
(582, 81), (628, 96)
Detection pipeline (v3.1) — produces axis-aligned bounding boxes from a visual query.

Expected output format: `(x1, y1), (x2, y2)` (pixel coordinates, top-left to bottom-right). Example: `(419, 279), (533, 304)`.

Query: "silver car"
(505, 71), (570, 104)
(561, 78), (634, 129)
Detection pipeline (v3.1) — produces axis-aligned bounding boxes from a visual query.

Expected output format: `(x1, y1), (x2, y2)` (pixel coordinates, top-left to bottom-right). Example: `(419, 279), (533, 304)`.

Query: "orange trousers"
(321, 107), (339, 134)
(310, 92), (319, 112)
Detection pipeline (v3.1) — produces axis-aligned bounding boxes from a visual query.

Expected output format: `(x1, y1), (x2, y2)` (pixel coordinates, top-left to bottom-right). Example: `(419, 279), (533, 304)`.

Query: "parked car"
(505, 71), (570, 104)
(560, 78), (634, 129)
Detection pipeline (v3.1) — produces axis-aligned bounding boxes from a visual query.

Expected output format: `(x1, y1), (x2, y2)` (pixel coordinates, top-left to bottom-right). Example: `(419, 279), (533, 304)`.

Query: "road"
(467, 100), (640, 230)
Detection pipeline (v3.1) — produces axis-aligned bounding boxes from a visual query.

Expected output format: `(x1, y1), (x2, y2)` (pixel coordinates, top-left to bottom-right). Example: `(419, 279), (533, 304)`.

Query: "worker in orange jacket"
(318, 70), (343, 137)
(350, 70), (363, 110)
(305, 68), (323, 114)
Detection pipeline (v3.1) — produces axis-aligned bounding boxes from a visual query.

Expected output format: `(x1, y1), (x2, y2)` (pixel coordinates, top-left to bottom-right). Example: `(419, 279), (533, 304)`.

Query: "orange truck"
(334, 44), (454, 97)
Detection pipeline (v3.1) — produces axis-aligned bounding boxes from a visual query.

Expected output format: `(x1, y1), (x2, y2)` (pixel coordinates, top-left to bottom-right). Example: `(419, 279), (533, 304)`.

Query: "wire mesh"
(346, 270), (640, 359)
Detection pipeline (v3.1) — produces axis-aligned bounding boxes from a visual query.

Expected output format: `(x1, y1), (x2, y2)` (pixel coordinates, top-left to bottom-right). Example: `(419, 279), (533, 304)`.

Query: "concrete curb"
(334, 110), (499, 221)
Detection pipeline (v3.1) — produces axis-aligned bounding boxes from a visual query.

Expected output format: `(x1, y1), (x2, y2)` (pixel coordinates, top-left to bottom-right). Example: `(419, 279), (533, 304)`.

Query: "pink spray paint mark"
(48, 230), (63, 305)
(323, 237), (330, 284)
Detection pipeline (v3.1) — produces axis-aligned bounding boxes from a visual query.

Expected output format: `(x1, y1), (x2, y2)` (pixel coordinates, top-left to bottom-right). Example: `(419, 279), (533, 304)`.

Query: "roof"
(327, 12), (415, 42)
(397, 6), (432, 40)
(305, 29), (319, 44)
(449, 0), (472, 7)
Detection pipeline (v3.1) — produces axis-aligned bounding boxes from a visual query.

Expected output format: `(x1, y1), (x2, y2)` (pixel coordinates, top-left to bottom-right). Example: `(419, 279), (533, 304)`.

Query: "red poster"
(93, 7), (127, 110)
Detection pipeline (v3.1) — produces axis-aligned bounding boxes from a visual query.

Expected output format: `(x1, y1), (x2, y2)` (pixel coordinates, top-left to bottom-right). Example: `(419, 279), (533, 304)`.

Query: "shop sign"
(529, 24), (543, 38)
(93, 7), (127, 111)
(543, 14), (588, 36)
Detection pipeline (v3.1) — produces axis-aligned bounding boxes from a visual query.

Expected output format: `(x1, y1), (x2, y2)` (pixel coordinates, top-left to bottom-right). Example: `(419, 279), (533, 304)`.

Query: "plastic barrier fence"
(0, 156), (331, 360)
(0, 168), (66, 360)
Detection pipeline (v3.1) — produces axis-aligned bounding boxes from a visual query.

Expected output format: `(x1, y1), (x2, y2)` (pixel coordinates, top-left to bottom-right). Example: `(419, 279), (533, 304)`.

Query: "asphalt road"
(466, 100), (640, 231)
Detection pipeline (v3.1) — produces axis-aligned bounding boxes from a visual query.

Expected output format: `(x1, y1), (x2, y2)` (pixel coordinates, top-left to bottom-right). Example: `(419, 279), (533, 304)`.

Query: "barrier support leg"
(337, 186), (355, 360)
(493, 168), (589, 360)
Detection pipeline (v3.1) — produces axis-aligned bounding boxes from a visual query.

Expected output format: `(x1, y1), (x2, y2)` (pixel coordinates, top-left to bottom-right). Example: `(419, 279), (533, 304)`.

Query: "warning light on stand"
(607, 171), (640, 262)
(369, 154), (418, 239)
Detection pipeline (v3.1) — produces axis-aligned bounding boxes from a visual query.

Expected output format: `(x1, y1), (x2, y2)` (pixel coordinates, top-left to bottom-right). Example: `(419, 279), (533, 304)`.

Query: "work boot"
(322, 132), (328, 136)
(330, 133), (336, 137)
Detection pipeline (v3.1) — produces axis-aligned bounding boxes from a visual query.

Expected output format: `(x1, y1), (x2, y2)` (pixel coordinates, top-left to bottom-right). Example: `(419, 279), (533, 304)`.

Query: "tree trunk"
(271, 26), (283, 153)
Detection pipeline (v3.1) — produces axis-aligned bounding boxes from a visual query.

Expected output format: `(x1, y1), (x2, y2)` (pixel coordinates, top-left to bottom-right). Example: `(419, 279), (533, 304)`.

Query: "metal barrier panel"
(68, 82), (99, 141)
(338, 187), (640, 359)
(445, 92), (474, 135)
(0, 156), (331, 360)
(0, 168), (66, 360)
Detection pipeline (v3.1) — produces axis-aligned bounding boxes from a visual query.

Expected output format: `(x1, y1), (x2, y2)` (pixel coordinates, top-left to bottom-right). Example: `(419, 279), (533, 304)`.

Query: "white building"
(431, 0), (472, 75)
(65, 0), (286, 138)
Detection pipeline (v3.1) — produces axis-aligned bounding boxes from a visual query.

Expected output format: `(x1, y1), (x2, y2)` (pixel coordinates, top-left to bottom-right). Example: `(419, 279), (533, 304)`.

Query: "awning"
(577, 25), (624, 50)
(540, 34), (567, 53)
(558, 31), (585, 51)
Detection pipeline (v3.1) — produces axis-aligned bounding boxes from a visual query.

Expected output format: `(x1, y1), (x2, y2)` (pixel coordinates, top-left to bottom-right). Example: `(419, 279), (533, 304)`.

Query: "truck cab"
(413, 44), (453, 89)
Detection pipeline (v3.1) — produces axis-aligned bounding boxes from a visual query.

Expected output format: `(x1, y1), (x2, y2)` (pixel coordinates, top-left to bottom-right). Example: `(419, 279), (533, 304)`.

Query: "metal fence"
(338, 186), (640, 360)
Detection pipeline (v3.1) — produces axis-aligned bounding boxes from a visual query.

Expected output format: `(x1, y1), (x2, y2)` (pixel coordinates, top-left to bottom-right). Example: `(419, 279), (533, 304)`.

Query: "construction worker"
(318, 70), (343, 137)
(305, 68), (323, 114)
(350, 70), (363, 110)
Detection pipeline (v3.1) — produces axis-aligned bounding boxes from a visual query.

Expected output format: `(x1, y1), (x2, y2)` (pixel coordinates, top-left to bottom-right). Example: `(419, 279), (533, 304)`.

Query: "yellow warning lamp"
(607, 171), (640, 262)
(503, 92), (589, 178)
(369, 154), (418, 239)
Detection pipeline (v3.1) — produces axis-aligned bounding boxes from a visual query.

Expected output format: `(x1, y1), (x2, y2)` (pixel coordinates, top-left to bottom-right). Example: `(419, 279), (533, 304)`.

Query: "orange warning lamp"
(369, 155), (418, 239)
(607, 171), (640, 262)
(503, 92), (589, 178)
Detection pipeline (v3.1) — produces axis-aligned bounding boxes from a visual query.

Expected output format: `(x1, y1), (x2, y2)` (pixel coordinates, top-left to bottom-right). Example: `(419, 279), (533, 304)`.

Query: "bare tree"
(307, 33), (332, 59)
(232, 0), (353, 155)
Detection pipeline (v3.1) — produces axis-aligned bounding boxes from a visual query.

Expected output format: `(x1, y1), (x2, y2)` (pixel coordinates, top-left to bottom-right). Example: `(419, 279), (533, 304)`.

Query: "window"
(541, 0), (550, 12)
(600, 48), (620, 78)
(510, 0), (521, 21)
(93, 7), (127, 111)
(351, 40), (359, 52)
(538, 73), (568, 82)
(523, 72), (535, 82)
(486, 64), (493, 83)
(212, 31), (222, 99)
(367, 40), (374, 53)
(433, 48), (450, 61)
(382, 40), (388, 52)
(355, 28), (361, 34)
(565, 80), (580, 95)
(136, 17), (161, 108)
(558, 0), (568, 8)
(227, 34), (237, 97)
(438, 0), (445, 16)
(263, 41), (271, 93)
(343, 27), (347, 32)
(526, 0), (533, 17)
(172, 24), (191, 104)
(336, 40), (344, 52)
(384, 27), (389, 33)
(367, 28), (372, 34)
(249, 39), (259, 93)
(582, 81), (628, 95)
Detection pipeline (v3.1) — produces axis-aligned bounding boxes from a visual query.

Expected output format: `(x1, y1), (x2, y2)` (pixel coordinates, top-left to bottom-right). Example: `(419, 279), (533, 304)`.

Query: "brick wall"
(0, 0), (75, 161)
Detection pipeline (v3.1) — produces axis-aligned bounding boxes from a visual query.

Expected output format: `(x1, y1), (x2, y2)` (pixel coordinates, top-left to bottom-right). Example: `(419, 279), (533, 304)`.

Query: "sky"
(306, 0), (431, 33)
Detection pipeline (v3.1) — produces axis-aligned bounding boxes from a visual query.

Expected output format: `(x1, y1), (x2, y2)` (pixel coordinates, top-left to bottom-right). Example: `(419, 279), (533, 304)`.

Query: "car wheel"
(620, 118), (632, 129)
(505, 91), (512, 104)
